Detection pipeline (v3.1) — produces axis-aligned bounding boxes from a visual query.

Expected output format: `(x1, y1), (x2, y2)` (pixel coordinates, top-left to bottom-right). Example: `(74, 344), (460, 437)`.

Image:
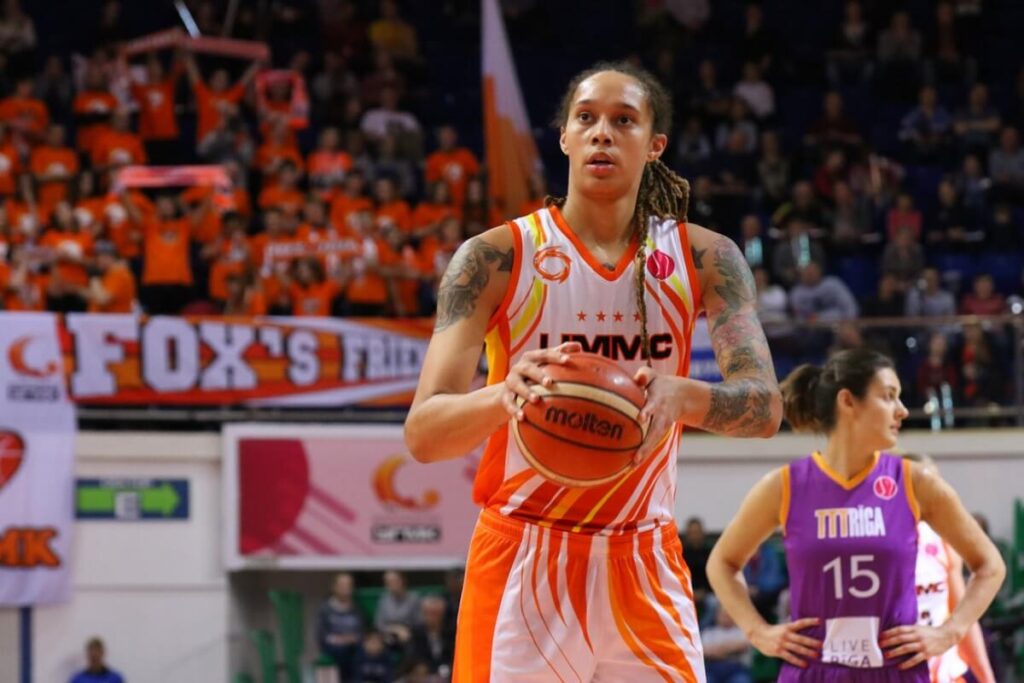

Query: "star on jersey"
(572, 310), (633, 323)
(596, 311), (606, 322)
(613, 312), (624, 322)
(577, 311), (587, 321)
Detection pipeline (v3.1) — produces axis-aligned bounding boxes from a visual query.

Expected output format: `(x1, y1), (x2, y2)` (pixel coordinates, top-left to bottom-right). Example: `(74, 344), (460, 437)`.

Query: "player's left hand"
(880, 624), (960, 670)
(633, 368), (689, 465)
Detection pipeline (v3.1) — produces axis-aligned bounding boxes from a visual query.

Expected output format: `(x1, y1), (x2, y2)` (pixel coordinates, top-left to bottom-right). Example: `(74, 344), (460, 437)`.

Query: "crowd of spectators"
(1, 0), (1023, 415)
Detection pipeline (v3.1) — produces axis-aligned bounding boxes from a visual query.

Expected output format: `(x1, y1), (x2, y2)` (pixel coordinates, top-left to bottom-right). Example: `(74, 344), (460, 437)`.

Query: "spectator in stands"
(790, 261), (859, 322)
(0, 75), (48, 142)
(360, 85), (420, 145)
(133, 192), (202, 315)
(255, 118), (304, 187)
(702, 607), (754, 683)
(881, 225), (925, 291)
(960, 273), (1006, 315)
(715, 129), (756, 199)
(954, 83), (1002, 156)
(960, 321), (1001, 412)
(926, 0), (975, 85)
(128, 54), (182, 165)
(440, 567), (463, 634)
(755, 130), (790, 210)
(738, 214), (768, 270)
(691, 59), (731, 124)
(863, 273), (906, 317)
(988, 126), (1024, 203)
(73, 63), (117, 158)
(917, 331), (958, 406)
(35, 55), (73, 121)
(285, 256), (340, 317)
(877, 11), (922, 96)
(185, 54), (260, 150)
(827, 0), (872, 86)
(804, 91), (863, 156)
(688, 175), (721, 233)
(30, 124), (78, 213)
(461, 176), (496, 236)
(754, 266), (792, 342)
(311, 51), (359, 124)
(425, 125), (479, 208)
(82, 240), (136, 314)
(222, 273), (266, 316)
(886, 192), (923, 242)
(714, 98), (758, 153)
(772, 216), (826, 287)
(830, 180), (875, 251)
(772, 181), (827, 237)
(1, 245), (46, 311)
(405, 594), (455, 678)
(369, 0), (420, 63)
(372, 133), (418, 199)
(353, 630), (394, 683)
(906, 267), (957, 317)
(317, 572), (365, 682)
(374, 569), (420, 647)
(0, 0), (35, 76)
(680, 517), (712, 618)
(989, 202), (1022, 250)
(953, 152), (991, 216)
(92, 109), (146, 173)
(40, 201), (94, 312)
(733, 61), (774, 121)
(744, 536), (788, 621)
(899, 86), (953, 163)
(930, 178), (980, 247)
(308, 127), (352, 200)
(197, 100), (253, 167)
(740, 2), (774, 75)
(69, 637), (124, 683)
(675, 114), (713, 171)
(0, 123), (20, 200)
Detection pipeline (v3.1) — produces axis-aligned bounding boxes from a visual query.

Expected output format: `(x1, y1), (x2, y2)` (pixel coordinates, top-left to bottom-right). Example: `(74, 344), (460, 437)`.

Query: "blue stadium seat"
(837, 255), (879, 299)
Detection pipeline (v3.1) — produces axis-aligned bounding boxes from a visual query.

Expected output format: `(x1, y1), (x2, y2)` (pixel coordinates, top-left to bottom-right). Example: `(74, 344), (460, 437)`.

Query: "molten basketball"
(512, 352), (647, 488)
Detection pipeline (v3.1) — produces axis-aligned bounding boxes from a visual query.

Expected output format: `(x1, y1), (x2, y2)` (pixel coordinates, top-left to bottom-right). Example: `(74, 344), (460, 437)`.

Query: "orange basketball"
(512, 352), (647, 488)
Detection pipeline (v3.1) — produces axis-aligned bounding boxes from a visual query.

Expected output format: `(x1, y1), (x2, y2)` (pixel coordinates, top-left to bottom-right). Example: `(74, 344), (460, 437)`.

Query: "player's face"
(560, 71), (667, 201)
(849, 368), (909, 451)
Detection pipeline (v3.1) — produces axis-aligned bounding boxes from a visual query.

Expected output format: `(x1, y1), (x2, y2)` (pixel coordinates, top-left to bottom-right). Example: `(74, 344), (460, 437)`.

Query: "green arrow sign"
(75, 479), (189, 520)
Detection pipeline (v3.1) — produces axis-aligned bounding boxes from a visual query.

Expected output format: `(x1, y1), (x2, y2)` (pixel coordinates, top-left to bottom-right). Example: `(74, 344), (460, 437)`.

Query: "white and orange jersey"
(916, 521), (969, 682)
(476, 205), (702, 535)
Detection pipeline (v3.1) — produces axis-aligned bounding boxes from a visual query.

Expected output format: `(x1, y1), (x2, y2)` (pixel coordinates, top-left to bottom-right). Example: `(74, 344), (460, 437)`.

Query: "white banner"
(0, 312), (76, 605)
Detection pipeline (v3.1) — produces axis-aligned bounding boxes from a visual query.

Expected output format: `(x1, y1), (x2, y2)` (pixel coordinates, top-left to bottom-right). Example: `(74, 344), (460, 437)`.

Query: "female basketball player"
(405, 61), (783, 681)
(903, 453), (995, 683)
(706, 349), (1005, 682)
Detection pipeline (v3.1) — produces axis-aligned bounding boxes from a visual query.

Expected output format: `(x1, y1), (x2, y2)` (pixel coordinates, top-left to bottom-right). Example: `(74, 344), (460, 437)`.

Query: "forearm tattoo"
(698, 237), (780, 436)
(434, 238), (513, 331)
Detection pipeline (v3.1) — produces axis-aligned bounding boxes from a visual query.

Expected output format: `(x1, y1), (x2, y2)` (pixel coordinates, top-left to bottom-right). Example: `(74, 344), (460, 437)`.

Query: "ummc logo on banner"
(63, 314), (435, 407)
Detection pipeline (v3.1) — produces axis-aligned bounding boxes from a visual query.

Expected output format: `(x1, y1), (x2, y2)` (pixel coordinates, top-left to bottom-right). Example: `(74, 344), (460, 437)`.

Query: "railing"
(72, 313), (1024, 429)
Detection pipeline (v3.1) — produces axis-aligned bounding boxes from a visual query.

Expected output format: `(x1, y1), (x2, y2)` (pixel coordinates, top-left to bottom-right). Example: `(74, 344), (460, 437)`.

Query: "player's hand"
(749, 618), (821, 669)
(880, 624), (960, 670)
(502, 342), (582, 419)
(632, 368), (690, 465)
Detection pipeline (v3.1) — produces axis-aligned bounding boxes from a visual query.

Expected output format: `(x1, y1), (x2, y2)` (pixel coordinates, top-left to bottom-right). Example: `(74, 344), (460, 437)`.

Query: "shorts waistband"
(477, 508), (681, 558)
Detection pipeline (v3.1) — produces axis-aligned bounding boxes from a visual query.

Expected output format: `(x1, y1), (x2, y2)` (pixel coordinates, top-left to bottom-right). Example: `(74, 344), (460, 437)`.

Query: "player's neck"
(560, 191), (637, 247)
(823, 429), (877, 480)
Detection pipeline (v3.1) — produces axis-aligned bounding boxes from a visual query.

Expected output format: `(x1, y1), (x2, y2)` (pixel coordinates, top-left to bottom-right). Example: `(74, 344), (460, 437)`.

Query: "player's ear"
(559, 126), (568, 156)
(647, 133), (668, 162)
(835, 387), (856, 414)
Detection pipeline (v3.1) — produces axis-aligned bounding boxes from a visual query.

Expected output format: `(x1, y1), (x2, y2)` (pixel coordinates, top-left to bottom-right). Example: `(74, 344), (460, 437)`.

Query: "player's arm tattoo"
(434, 237), (513, 331)
(699, 236), (782, 437)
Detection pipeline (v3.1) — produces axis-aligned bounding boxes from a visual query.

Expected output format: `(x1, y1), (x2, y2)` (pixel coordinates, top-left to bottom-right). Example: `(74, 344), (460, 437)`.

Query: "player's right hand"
(749, 618), (821, 669)
(502, 342), (582, 419)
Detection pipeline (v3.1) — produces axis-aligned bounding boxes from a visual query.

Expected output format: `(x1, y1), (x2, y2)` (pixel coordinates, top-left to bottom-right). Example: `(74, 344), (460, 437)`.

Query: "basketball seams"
(527, 381), (644, 422)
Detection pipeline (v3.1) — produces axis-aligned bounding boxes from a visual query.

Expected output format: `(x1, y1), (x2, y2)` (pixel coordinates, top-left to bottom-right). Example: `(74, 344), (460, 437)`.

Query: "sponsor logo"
(646, 250), (675, 280)
(8, 336), (58, 378)
(372, 455), (440, 510)
(0, 431), (25, 492)
(815, 506), (887, 539)
(539, 332), (675, 360)
(916, 581), (946, 596)
(6, 336), (61, 402)
(873, 475), (898, 500)
(371, 524), (441, 543)
(543, 406), (624, 441)
(533, 246), (571, 283)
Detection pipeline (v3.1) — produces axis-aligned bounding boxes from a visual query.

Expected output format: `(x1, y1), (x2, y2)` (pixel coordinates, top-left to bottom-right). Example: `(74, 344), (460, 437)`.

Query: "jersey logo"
(533, 246), (571, 283)
(815, 506), (887, 539)
(873, 475), (898, 500)
(646, 249), (675, 280)
(539, 332), (674, 360)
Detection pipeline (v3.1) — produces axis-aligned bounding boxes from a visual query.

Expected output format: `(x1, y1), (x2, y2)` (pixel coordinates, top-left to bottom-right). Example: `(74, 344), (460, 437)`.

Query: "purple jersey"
(779, 452), (927, 682)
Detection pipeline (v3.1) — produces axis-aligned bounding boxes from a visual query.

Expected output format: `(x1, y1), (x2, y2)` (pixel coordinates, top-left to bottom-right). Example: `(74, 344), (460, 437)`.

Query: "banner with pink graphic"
(223, 425), (480, 570)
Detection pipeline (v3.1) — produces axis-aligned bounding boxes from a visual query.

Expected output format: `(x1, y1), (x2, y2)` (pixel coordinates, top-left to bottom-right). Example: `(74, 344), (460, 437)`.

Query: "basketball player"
(903, 453), (995, 683)
(706, 349), (1005, 682)
(405, 62), (783, 681)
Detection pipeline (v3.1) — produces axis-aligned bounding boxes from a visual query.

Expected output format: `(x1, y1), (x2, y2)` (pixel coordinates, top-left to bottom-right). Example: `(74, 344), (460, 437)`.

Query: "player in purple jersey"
(706, 349), (1005, 682)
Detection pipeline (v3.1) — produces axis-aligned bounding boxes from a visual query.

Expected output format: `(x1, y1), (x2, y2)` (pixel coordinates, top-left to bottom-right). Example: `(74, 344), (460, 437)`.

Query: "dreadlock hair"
(546, 61), (691, 364)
